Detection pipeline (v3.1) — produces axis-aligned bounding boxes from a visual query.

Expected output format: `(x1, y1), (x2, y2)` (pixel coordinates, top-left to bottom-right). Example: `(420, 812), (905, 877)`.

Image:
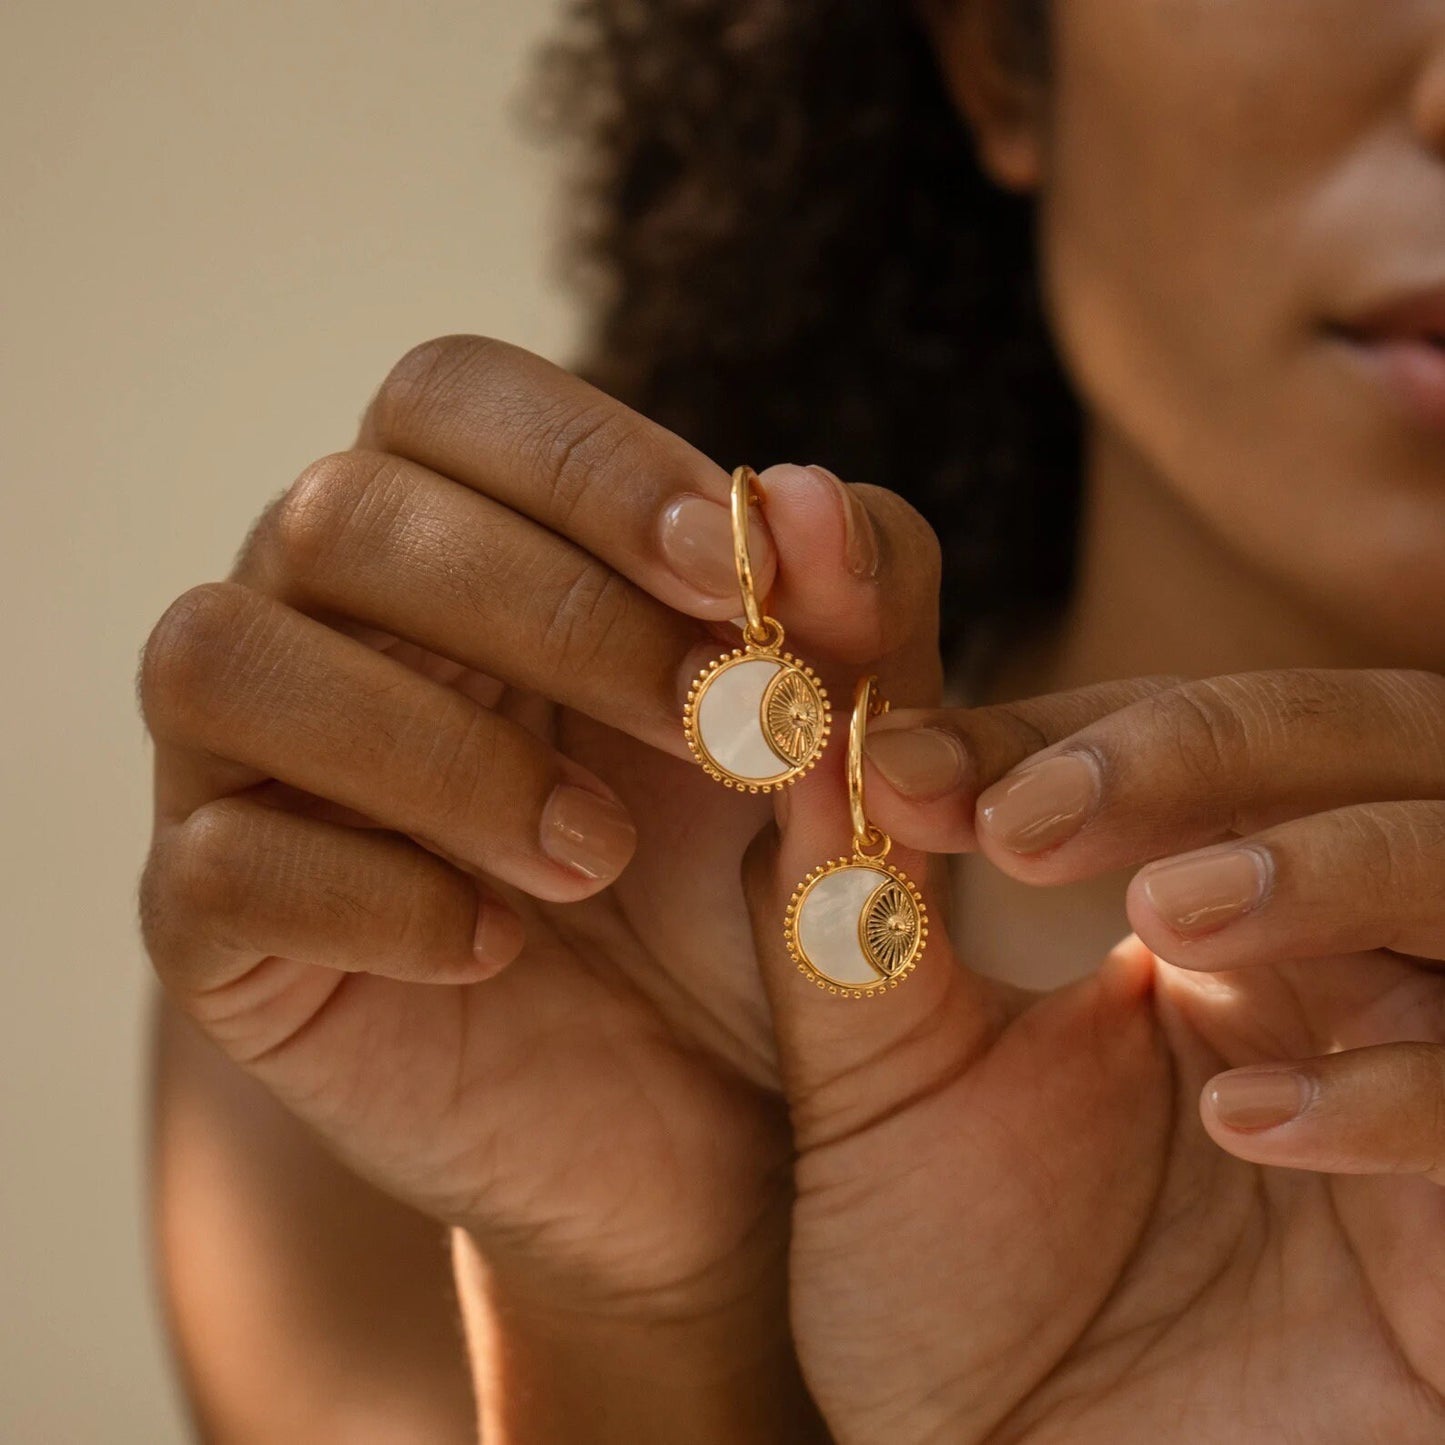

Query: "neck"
(957, 423), (1376, 993)
(997, 424), (1375, 701)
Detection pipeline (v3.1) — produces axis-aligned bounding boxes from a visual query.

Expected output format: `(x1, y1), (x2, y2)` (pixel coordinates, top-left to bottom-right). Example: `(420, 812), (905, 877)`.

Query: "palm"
(789, 939), (1445, 1443)
(229, 694), (788, 1302)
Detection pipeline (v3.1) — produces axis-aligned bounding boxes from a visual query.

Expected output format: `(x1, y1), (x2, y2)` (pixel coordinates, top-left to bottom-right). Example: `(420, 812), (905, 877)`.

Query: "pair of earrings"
(682, 466), (928, 997)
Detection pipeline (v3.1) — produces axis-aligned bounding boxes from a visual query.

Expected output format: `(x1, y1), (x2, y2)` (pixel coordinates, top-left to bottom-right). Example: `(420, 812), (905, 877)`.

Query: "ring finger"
(141, 583), (639, 901)
(1127, 799), (1445, 968)
(236, 448), (708, 758)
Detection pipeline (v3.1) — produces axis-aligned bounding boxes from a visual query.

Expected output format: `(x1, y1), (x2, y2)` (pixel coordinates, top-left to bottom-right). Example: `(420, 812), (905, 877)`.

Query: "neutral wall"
(0, 3), (575, 1437)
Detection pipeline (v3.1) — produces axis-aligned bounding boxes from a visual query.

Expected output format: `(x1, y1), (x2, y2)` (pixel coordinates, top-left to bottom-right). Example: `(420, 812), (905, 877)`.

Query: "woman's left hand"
(748, 667), (1445, 1444)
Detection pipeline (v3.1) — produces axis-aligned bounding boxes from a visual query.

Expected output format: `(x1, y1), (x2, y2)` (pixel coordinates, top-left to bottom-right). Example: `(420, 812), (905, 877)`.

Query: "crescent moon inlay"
(688, 653), (828, 788)
(786, 860), (926, 995)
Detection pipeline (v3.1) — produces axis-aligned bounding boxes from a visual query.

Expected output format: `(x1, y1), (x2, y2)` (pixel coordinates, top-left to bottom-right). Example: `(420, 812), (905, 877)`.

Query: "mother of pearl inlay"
(795, 865), (898, 988)
(694, 656), (797, 784)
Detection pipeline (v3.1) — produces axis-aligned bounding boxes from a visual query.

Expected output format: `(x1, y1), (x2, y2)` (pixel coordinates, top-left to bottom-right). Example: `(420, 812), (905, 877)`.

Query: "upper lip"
(1335, 286), (1445, 344)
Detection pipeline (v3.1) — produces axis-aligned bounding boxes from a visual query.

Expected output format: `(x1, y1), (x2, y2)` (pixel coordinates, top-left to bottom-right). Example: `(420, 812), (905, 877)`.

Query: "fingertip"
(538, 781), (639, 896)
(471, 896), (527, 978)
(863, 717), (978, 852)
(754, 463), (889, 658)
(975, 751), (1102, 865)
(655, 485), (776, 620)
(1207, 1065), (1313, 1129)
(865, 721), (970, 803)
(1096, 934), (1159, 1008)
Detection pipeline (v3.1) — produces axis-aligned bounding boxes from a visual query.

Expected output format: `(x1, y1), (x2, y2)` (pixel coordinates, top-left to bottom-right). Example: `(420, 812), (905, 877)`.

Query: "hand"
(746, 667), (1445, 1443)
(139, 335), (943, 1437)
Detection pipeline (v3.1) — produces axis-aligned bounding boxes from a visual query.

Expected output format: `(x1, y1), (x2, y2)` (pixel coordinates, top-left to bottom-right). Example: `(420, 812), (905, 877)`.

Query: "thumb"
(753, 463), (943, 689)
(743, 727), (1002, 1144)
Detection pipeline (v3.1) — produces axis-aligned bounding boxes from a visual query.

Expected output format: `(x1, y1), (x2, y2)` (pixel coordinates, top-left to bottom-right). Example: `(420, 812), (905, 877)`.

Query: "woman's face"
(956, 1), (1445, 663)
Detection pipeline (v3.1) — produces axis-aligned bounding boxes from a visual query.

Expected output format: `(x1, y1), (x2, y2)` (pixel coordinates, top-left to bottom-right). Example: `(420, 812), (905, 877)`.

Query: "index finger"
(358, 334), (778, 622)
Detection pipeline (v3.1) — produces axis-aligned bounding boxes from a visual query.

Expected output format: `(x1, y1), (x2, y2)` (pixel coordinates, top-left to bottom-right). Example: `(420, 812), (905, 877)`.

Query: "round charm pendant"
(784, 858), (927, 997)
(684, 642), (831, 792)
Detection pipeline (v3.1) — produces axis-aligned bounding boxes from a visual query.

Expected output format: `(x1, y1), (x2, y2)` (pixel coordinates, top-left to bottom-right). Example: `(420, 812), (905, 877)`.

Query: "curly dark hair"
(536, 0), (1079, 670)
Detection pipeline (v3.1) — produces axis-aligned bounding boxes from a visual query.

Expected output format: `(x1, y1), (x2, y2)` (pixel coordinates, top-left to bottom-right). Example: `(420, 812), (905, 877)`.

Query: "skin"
(142, 338), (942, 1442)
(140, 0), (1445, 1441)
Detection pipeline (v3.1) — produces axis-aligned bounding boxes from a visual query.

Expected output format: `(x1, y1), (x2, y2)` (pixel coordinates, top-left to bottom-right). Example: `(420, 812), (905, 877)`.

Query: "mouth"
(1327, 288), (1445, 434)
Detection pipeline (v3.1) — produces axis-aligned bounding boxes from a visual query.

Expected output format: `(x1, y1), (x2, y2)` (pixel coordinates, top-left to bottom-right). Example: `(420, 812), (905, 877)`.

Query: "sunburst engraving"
(762, 666), (824, 767)
(859, 881), (920, 977)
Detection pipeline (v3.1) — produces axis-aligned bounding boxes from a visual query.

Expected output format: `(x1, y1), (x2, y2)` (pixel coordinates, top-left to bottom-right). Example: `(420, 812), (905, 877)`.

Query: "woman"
(139, 1), (1445, 1440)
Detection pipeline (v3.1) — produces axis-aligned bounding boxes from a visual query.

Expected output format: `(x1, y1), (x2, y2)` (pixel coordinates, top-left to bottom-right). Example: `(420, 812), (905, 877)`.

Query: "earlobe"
(975, 123), (1044, 193)
(915, 0), (1048, 194)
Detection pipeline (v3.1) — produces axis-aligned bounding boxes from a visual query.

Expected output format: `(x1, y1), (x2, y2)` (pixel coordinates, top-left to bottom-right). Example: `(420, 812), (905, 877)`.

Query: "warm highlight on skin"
(141, 3), (1445, 1442)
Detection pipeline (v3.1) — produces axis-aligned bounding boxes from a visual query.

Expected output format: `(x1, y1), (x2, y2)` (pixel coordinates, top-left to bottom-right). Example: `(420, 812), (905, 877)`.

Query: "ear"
(916, 0), (1049, 193)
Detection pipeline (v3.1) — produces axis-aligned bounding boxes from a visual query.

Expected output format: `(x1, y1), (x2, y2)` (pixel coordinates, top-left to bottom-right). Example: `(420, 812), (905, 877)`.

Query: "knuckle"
(1375, 669), (1445, 762)
(1319, 805), (1437, 910)
(139, 582), (267, 736)
(1145, 678), (1253, 789)
(416, 706), (503, 835)
(539, 558), (634, 673)
(986, 701), (1053, 759)
(1339, 809), (1400, 897)
(525, 397), (636, 528)
(367, 333), (507, 444)
(269, 450), (409, 580)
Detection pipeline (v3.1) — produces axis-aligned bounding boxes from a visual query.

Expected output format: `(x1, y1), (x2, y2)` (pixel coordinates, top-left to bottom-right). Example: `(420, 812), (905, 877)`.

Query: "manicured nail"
(977, 752), (1100, 854)
(808, 464), (878, 579)
(774, 785), (792, 830)
(541, 785), (637, 880)
(658, 493), (774, 601)
(472, 898), (526, 976)
(866, 727), (967, 801)
(1207, 1067), (1314, 1132)
(1140, 844), (1272, 936)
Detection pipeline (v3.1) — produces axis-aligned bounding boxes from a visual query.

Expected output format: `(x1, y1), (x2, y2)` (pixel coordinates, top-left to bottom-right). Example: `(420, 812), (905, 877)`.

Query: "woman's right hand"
(139, 336), (943, 1437)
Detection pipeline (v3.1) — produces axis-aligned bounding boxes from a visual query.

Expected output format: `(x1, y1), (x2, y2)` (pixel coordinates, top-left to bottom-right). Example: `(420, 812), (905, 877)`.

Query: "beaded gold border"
(683, 648), (832, 793)
(783, 858), (928, 998)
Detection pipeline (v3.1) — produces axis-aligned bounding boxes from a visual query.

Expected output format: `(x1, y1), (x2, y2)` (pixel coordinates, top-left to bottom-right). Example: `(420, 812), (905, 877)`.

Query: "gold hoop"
(848, 675), (892, 859)
(731, 465), (778, 647)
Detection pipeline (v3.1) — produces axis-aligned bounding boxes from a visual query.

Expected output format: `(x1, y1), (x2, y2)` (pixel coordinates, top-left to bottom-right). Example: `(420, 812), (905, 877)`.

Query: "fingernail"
(977, 752), (1100, 854)
(541, 785), (637, 880)
(472, 898), (526, 976)
(866, 727), (967, 801)
(808, 464), (878, 580)
(1207, 1068), (1314, 1132)
(774, 785), (791, 830)
(658, 493), (773, 601)
(1140, 844), (1272, 937)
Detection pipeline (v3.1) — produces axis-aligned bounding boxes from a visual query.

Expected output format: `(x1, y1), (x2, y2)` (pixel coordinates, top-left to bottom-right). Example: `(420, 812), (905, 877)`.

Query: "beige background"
(0, 2), (574, 1437)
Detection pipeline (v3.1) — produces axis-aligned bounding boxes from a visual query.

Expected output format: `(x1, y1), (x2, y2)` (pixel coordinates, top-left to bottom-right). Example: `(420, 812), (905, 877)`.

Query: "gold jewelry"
(784, 676), (928, 996)
(683, 466), (831, 792)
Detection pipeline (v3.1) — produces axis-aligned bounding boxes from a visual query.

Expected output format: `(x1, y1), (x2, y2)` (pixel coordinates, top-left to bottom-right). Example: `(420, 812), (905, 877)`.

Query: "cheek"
(1039, 0), (1445, 658)
(1043, 0), (1379, 429)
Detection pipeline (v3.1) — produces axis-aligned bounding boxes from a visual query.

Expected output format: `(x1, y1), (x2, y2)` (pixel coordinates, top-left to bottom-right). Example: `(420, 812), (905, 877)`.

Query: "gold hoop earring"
(784, 676), (928, 997)
(683, 465), (831, 792)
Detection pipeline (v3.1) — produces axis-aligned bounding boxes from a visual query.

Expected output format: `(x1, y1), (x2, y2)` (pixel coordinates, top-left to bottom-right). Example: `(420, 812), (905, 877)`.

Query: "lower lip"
(1334, 333), (1445, 435)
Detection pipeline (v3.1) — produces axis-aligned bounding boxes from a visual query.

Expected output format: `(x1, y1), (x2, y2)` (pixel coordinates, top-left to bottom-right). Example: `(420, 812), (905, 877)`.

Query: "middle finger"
(238, 448), (708, 758)
(971, 669), (1445, 884)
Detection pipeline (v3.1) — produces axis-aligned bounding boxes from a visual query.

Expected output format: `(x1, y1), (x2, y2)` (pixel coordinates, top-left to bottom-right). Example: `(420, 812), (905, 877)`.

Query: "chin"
(1318, 530), (1445, 669)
